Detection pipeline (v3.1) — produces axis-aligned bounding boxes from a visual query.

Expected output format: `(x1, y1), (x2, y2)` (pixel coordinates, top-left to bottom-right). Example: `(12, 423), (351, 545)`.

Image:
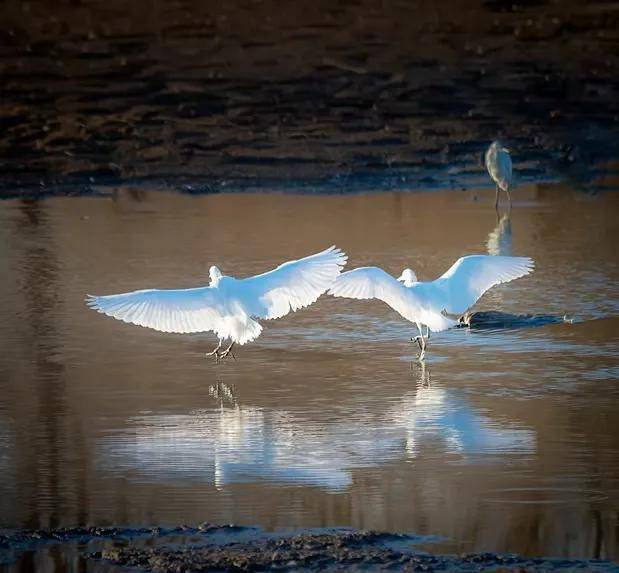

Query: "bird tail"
(238, 319), (263, 345)
(216, 316), (263, 345)
(419, 309), (457, 333)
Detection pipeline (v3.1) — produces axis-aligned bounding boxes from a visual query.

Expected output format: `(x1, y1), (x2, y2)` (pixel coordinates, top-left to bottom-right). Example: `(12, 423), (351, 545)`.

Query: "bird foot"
(410, 336), (426, 352)
(219, 348), (236, 361)
(410, 336), (427, 360)
(205, 348), (222, 362)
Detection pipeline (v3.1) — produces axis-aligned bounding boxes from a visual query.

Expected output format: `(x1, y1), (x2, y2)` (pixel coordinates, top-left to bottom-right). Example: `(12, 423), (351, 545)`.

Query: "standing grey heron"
(485, 141), (513, 212)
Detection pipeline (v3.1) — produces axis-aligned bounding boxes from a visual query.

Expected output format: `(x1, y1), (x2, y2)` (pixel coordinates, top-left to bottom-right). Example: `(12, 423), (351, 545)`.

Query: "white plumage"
(329, 255), (534, 359)
(485, 141), (513, 210)
(86, 246), (347, 358)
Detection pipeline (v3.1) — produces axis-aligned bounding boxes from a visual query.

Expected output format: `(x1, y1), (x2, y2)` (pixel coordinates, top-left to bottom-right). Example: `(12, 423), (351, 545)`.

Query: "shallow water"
(0, 186), (618, 562)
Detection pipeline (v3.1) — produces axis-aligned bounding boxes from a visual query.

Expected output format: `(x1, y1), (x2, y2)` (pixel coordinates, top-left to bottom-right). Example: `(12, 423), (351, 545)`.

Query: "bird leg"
(505, 187), (512, 211)
(206, 338), (223, 360)
(219, 341), (236, 360)
(410, 324), (429, 360)
(418, 335), (427, 361)
(412, 335), (423, 351)
(412, 331), (431, 350)
(494, 184), (500, 212)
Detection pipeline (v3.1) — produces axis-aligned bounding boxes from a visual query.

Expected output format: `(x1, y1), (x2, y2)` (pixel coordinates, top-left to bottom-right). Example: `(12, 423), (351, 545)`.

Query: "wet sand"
(1, 0), (619, 196)
(2, 525), (619, 572)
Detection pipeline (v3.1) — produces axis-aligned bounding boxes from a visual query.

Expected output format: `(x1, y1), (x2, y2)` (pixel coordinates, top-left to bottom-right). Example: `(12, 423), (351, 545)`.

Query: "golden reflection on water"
(0, 186), (618, 559)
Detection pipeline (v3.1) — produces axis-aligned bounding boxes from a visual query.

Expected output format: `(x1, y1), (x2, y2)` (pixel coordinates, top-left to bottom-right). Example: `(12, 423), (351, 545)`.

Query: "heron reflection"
(99, 376), (535, 491)
(486, 212), (512, 257)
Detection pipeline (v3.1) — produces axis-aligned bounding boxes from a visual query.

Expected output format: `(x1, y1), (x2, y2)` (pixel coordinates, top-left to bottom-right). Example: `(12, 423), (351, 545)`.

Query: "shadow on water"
(457, 311), (570, 330)
(4, 202), (91, 531)
(14, 201), (65, 530)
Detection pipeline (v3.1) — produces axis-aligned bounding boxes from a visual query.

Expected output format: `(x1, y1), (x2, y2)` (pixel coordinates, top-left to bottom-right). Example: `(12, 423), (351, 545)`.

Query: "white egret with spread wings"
(329, 255), (534, 360)
(86, 246), (347, 360)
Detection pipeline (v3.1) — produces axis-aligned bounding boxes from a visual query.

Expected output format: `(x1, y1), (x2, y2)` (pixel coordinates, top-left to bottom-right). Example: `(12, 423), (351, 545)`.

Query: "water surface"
(0, 186), (618, 560)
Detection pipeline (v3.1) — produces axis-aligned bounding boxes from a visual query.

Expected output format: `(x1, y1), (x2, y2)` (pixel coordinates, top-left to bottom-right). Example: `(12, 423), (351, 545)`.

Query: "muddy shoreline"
(2, 525), (618, 572)
(1, 0), (619, 197)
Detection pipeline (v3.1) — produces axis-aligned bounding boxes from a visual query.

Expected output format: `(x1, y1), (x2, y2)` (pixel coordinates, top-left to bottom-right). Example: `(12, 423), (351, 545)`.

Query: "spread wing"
(85, 286), (222, 334)
(435, 255), (534, 315)
(330, 267), (455, 332)
(329, 267), (420, 323)
(239, 246), (348, 319)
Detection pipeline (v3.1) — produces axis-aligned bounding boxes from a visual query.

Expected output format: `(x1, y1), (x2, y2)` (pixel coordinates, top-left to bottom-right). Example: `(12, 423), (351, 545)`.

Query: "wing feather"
(436, 255), (534, 315)
(329, 267), (424, 325)
(240, 246), (347, 320)
(85, 287), (222, 334)
(330, 257), (532, 333)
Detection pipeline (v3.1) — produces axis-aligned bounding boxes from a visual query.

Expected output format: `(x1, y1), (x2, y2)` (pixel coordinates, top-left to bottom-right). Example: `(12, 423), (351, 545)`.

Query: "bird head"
(490, 140), (510, 154)
(397, 268), (418, 287)
(209, 265), (223, 285)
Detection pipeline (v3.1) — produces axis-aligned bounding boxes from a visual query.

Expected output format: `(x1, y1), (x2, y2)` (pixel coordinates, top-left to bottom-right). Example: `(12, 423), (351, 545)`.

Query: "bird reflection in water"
(111, 187), (148, 204)
(471, 211), (572, 328)
(209, 381), (238, 407)
(98, 372), (535, 491)
(486, 212), (512, 257)
(401, 363), (535, 457)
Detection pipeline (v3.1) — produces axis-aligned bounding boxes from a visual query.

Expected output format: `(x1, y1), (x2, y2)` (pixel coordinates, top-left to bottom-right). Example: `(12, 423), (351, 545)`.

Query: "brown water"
(0, 187), (618, 560)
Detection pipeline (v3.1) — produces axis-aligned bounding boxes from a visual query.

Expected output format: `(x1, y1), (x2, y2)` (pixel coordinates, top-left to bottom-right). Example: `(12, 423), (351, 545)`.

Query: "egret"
(485, 141), (513, 211)
(329, 255), (534, 360)
(86, 246), (347, 360)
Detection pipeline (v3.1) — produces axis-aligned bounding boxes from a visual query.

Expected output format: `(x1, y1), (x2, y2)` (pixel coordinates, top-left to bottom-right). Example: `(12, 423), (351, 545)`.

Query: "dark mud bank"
(2, 525), (619, 572)
(2, 0), (619, 197)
